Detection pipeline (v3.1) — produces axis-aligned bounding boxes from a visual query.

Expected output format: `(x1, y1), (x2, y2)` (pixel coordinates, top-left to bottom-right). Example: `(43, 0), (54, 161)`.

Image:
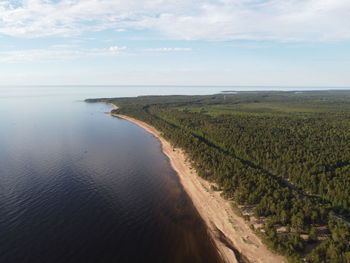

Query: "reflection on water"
(0, 87), (222, 263)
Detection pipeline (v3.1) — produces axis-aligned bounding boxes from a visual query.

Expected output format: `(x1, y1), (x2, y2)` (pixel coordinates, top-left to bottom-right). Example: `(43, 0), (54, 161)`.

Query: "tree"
(308, 226), (318, 242)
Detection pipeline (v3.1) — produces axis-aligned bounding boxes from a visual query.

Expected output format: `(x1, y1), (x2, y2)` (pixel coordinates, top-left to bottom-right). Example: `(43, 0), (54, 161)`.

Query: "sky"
(0, 0), (350, 87)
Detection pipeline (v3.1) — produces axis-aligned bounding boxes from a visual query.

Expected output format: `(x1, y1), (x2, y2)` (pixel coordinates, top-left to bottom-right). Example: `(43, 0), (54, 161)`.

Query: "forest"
(87, 91), (350, 262)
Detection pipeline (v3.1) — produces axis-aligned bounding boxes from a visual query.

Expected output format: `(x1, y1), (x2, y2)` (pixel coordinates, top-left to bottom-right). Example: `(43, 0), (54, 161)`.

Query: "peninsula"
(86, 91), (350, 263)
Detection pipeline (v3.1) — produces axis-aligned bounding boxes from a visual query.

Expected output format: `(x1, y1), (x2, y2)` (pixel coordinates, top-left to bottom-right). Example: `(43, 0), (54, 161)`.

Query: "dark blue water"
(0, 87), (225, 263)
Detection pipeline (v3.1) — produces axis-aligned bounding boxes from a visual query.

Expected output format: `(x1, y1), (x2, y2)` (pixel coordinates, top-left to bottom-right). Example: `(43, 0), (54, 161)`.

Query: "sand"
(109, 105), (286, 263)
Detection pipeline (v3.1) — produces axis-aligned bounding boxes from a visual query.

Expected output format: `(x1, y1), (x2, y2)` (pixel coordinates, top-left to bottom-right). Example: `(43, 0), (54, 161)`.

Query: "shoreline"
(109, 104), (285, 263)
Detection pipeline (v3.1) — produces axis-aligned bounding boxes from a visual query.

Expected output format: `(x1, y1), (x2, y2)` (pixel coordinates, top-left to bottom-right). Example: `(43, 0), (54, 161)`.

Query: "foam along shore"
(110, 105), (286, 263)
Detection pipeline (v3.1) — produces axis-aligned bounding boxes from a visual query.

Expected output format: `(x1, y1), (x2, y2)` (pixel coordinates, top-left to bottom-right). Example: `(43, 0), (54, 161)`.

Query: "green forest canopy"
(87, 90), (350, 262)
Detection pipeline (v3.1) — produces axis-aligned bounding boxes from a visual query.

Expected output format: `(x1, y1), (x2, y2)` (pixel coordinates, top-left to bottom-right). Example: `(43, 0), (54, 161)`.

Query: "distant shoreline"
(108, 103), (285, 263)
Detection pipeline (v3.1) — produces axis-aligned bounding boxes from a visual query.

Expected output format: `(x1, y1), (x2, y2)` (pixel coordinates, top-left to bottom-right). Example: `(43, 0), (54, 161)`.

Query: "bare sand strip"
(110, 107), (285, 263)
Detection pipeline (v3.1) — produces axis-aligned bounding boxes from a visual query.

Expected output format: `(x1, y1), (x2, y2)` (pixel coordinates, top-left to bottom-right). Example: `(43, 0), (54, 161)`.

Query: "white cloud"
(0, 45), (194, 63)
(0, 46), (128, 62)
(142, 47), (192, 52)
(109, 46), (127, 52)
(0, 0), (349, 41)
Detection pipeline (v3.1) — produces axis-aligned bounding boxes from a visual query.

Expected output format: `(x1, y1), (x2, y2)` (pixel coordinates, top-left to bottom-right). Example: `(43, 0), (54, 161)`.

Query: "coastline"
(109, 104), (286, 263)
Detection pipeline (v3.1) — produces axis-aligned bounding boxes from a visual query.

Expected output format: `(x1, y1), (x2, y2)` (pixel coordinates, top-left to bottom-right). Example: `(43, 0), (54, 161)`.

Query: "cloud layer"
(0, 0), (350, 41)
(0, 45), (195, 62)
(0, 46), (128, 62)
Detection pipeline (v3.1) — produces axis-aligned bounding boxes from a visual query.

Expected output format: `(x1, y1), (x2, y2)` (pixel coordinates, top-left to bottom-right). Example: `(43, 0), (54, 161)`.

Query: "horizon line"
(1, 85), (350, 88)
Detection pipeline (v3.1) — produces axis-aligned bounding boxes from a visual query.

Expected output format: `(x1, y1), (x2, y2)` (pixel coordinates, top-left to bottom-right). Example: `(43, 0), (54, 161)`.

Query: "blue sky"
(0, 0), (350, 86)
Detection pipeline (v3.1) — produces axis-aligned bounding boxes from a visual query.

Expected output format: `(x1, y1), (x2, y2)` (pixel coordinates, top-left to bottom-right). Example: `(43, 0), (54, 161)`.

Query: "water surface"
(0, 86), (224, 263)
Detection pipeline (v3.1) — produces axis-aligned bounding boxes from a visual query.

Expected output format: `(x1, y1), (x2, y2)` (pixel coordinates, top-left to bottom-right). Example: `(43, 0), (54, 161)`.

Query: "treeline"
(86, 91), (350, 262)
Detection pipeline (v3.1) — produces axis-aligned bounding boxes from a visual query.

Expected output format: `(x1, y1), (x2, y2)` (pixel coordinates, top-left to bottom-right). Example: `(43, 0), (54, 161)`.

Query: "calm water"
(0, 86), (226, 263)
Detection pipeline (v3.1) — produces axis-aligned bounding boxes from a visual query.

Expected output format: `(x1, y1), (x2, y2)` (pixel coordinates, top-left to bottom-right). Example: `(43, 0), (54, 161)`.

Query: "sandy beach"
(110, 105), (285, 263)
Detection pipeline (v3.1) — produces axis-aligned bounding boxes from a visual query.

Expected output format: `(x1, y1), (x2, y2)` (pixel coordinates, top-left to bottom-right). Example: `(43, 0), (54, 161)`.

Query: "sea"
(0, 86), (227, 263)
